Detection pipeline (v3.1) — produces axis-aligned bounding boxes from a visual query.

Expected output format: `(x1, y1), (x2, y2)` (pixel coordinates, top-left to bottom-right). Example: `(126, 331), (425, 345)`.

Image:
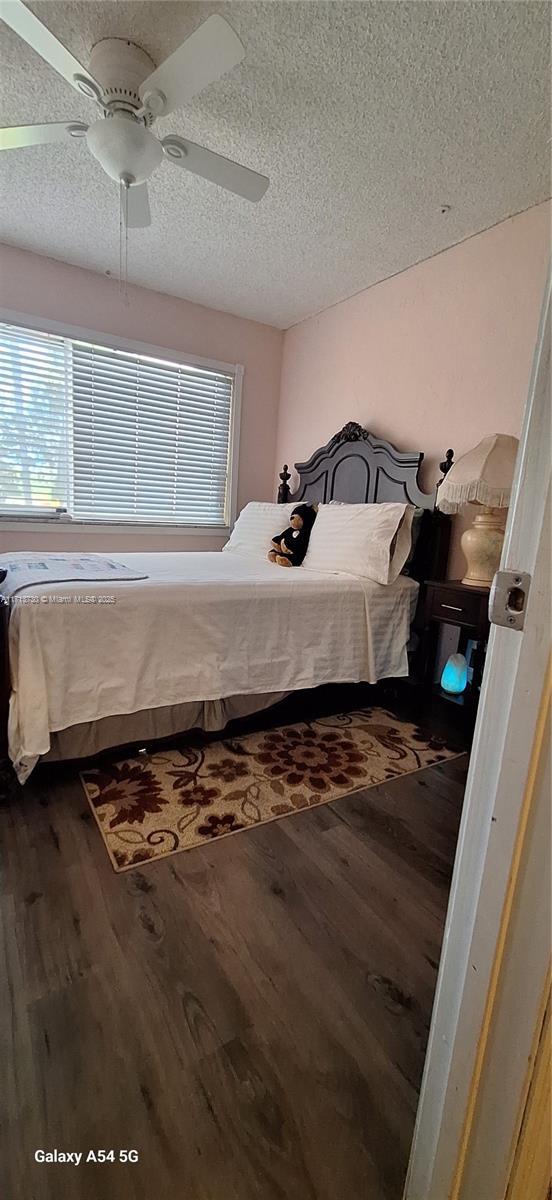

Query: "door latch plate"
(489, 570), (531, 631)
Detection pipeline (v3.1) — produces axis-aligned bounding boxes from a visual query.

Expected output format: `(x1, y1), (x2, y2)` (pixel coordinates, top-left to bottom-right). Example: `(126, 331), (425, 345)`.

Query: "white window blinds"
(72, 343), (234, 524)
(0, 321), (236, 527)
(0, 324), (71, 515)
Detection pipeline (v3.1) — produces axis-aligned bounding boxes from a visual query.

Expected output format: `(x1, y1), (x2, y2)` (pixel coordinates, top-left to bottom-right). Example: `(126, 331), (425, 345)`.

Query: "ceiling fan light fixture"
(1, 6), (270, 211)
(86, 113), (163, 184)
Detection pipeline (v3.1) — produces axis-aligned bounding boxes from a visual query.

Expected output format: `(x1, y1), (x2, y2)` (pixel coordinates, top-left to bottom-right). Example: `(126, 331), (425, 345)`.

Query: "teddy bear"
(268, 503), (318, 567)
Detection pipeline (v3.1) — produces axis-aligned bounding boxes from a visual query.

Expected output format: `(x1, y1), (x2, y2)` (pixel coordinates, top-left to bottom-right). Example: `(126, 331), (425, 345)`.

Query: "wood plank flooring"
(0, 742), (467, 1200)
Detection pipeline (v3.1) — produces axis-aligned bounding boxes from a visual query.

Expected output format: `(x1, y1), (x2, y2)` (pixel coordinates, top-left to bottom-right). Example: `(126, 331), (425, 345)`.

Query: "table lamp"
(437, 434), (518, 587)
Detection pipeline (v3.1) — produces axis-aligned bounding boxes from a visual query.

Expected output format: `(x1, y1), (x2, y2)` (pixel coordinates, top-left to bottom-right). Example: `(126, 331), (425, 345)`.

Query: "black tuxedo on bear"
(268, 503), (318, 567)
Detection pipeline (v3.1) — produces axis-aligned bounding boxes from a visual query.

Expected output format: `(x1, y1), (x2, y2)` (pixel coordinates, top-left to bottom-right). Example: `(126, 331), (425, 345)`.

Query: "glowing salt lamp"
(441, 652), (468, 695)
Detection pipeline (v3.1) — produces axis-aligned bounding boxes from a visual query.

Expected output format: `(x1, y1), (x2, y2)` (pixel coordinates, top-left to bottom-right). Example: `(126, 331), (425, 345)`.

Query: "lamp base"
(461, 507), (505, 587)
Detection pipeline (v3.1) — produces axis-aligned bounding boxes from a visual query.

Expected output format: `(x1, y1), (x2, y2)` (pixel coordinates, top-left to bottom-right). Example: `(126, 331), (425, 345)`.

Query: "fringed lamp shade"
(437, 434), (519, 587)
(437, 434), (518, 514)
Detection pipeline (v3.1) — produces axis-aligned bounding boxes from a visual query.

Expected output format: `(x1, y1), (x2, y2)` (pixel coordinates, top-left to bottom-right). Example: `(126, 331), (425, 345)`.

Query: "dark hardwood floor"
(0, 699), (468, 1200)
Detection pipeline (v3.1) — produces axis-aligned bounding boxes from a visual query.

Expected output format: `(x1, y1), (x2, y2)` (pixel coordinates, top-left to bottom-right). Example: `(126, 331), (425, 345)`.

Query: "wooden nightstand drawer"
(426, 582), (489, 631)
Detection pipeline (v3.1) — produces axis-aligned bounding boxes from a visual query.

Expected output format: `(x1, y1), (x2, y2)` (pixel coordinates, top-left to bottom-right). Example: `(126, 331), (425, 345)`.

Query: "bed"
(0, 422), (451, 781)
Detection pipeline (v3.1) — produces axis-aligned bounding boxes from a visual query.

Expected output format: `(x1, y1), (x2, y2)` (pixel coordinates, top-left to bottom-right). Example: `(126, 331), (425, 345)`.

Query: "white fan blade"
(162, 136), (269, 202)
(124, 183), (151, 228)
(1, 0), (101, 99)
(139, 14), (244, 117)
(0, 121), (87, 150)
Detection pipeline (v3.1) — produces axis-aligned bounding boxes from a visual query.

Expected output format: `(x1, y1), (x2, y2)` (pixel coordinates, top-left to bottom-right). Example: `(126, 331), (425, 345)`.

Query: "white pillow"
(302, 503), (414, 584)
(223, 501), (293, 560)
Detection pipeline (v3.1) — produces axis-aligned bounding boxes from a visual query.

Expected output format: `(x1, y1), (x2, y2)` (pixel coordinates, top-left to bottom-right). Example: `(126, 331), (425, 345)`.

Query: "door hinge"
(489, 570), (531, 631)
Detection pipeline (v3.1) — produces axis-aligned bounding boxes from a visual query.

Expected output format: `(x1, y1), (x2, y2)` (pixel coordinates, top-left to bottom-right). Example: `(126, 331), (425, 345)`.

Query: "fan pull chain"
(123, 182), (129, 304)
(118, 177), (130, 305)
(118, 179), (123, 297)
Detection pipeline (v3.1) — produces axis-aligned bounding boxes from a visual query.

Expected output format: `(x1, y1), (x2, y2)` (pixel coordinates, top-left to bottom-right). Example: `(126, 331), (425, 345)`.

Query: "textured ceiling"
(0, 1), (550, 328)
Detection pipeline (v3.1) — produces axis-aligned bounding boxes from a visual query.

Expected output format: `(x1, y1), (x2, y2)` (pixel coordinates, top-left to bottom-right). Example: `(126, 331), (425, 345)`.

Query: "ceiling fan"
(0, 0), (269, 228)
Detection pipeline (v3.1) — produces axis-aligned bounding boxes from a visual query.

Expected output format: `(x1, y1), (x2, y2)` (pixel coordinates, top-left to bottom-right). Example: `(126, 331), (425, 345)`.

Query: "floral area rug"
(80, 708), (458, 872)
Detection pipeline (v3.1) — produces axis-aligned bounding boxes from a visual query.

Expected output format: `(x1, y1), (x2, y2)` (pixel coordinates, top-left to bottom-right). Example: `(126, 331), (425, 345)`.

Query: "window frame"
(0, 308), (243, 535)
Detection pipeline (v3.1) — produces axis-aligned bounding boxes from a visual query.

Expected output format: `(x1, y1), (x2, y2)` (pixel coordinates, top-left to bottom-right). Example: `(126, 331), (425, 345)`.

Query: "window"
(0, 324), (71, 518)
(0, 321), (237, 527)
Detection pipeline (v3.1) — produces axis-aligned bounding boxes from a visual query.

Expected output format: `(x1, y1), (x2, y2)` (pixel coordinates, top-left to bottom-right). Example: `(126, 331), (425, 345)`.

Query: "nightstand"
(421, 579), (490, 713)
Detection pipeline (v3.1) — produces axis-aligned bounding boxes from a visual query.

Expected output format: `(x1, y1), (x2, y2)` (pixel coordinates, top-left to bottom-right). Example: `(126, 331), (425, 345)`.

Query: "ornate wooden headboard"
(277, 421), (453, 582)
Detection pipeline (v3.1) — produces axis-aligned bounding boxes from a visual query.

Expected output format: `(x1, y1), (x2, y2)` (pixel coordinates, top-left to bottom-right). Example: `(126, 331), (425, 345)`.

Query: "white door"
(405, 271), (551, 1200)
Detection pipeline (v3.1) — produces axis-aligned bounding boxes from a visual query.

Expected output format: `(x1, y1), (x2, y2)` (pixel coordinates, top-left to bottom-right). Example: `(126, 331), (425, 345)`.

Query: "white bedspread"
(5, 551), (418, 781)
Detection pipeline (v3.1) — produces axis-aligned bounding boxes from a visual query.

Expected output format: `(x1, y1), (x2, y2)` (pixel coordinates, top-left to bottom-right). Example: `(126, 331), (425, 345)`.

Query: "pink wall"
(2, 205), (548, 568)
(0, 244), (283, 553)
(275, 202), (550, 576)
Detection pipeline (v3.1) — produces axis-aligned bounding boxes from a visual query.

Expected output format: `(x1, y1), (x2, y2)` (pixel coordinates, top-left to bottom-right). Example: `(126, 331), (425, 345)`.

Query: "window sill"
(0, 518), (230, 537)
